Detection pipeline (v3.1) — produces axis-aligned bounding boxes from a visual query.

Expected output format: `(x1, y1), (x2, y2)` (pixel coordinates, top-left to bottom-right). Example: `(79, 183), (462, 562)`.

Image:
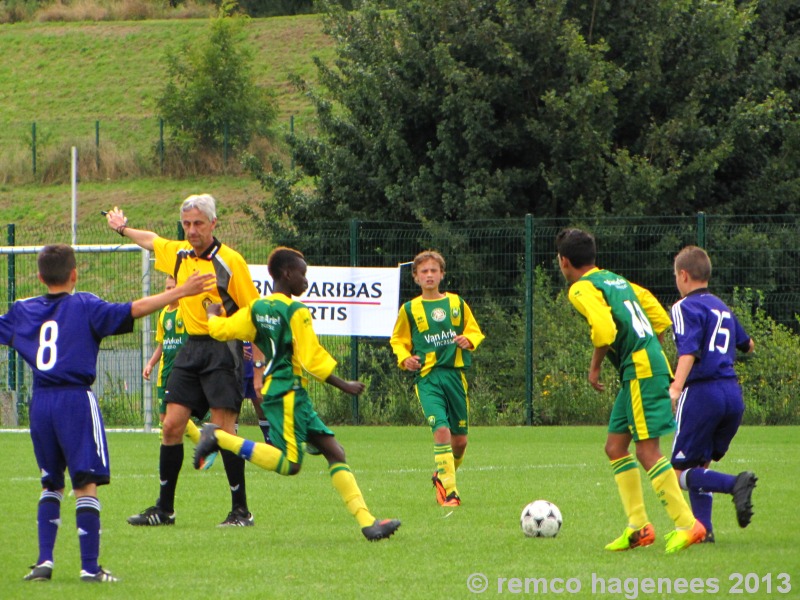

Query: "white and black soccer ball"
(520, 500), (563, 538)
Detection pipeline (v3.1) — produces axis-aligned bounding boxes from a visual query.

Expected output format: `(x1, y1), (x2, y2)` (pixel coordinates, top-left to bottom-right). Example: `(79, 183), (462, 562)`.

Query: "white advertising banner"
(248, 265), (402, 337)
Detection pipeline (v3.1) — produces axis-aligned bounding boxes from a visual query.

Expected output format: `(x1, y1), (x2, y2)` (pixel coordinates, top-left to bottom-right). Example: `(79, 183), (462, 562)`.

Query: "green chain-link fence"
(3, 214), (799, 427)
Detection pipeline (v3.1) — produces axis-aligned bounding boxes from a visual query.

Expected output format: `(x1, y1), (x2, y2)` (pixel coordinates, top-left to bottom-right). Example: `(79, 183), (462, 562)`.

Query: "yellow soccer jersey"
(390, 292), (484, 377)
(153, 237), (258, 335)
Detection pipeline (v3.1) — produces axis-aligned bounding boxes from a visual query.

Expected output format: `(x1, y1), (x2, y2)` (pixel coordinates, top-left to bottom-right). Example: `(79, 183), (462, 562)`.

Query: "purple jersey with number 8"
(0, 292), (133, 489)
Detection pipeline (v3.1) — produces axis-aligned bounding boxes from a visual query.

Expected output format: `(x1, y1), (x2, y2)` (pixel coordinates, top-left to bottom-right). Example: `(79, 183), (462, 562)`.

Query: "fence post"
(31, 122), (36, 176)
(696, 211), (706, 248)
(525, 214), (534, 425)
(142, 250), (153, 433)
(6, 225), (15, 392)
(349, 218), (360, 424)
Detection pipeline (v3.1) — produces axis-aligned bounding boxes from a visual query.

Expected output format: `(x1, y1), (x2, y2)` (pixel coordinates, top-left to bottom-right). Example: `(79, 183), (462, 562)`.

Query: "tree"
(249, 0), (799, 231)
(157, 14), (277, 156)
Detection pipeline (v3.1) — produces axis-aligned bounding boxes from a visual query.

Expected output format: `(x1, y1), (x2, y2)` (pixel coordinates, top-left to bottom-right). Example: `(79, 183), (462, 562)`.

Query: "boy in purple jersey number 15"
(0, 244), (213, 583)
(669, 246), (757, 542)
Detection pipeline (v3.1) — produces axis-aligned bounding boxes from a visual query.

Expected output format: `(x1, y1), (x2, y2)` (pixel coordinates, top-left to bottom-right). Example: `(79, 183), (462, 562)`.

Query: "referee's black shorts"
(165, 335), (243, 419)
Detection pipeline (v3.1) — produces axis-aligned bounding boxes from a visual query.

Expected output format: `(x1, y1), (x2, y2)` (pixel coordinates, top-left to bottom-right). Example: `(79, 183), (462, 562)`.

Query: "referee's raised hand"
(104, 206), (128, 232)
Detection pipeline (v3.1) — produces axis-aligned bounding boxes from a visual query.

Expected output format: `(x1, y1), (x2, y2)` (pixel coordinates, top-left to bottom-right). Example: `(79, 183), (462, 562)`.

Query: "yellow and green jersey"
(568, 267), (672, 381)
(390, 292), (484, 378)
(207, 293), (336, 398)
(155, 305), (186, 387)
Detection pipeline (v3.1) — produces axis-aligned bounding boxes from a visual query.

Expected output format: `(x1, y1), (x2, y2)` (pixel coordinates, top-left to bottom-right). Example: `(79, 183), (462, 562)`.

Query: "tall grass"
(0, 15), (333, 183)
(1, 0), (215, 24)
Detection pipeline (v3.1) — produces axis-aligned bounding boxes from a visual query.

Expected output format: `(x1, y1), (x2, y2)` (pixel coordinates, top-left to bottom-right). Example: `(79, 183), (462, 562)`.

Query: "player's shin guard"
(610, 454), (648, 529)
(158, 443), (183, 514)
(184, 420), (201, 445)
(76, 496), (101, 575)
(216, 429), (291, 475)
(36, 490), (62, 564)
(434, 443), (457, 495)
(648, 457), (694, 529)
(454, 449), (466, 471)
(329, 462), (374, 528)
(220, 449), (248, 510)
(689, 488), (714, 533)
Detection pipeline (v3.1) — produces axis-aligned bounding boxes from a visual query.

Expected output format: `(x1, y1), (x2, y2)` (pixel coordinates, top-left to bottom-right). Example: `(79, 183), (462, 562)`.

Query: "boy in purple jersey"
(0, 245), (213, 583)
(669, 246), (757, 542)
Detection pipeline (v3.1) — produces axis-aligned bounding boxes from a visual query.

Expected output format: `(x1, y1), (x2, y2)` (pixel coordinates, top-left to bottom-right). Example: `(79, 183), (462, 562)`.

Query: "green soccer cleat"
(664, 519), (706, 554)
(604, 523), (655, 551)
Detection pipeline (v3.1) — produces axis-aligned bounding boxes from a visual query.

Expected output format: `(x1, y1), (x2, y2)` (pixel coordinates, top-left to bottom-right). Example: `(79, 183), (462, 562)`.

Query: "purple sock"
(687, 467), (736, 494)
(76, 496), (101, 574)
(37, 490), (62, 564)
(689, 488), (714, 532)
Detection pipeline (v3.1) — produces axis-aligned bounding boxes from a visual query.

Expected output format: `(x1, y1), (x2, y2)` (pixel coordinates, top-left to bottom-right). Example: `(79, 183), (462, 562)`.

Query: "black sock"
(221, 449), (248, 511)
(158, 444), (183, 513)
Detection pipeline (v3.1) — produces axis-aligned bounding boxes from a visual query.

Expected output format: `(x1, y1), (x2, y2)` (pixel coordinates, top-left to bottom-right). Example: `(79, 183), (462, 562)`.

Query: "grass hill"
(0, 15), (334, 229)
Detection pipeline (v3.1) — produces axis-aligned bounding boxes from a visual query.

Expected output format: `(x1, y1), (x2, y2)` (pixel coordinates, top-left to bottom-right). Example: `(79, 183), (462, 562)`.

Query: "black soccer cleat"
(127, 505), (175, 526)
(23, 561), (53, 581)
(361, 518), (401, 541)
(732, 471), (757, 528)
(218, 506), (255, 527)
(193, 423), (221, 470)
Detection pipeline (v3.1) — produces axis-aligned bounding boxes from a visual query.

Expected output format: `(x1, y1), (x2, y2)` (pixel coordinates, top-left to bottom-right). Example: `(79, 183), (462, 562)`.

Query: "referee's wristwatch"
(254, 361), (264, 369)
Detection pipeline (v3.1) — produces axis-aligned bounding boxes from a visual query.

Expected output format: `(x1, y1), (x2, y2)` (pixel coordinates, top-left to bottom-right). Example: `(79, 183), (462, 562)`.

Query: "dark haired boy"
(0, 244), (212, 582)
(195, 247), (400, 541)
(555, 229), (705, 554)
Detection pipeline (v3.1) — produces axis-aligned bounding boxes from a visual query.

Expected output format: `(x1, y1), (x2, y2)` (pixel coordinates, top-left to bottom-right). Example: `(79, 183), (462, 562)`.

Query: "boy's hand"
(206, 302), (224, 318)
(669, 383), (682, 411)
(588, 365), (605, 392)
(181, 272), (216, 297)
(340, 380), (366, 396)
(453, 335), (473, 350)
(403, 355), (421, 371)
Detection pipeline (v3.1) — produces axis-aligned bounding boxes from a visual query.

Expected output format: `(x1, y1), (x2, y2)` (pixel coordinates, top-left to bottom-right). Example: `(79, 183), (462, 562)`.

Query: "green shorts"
(415, 368), (469, 435)
(262, 387), (334, 464)
(608, 374), (675, 441)
(157, 386), (167, 415)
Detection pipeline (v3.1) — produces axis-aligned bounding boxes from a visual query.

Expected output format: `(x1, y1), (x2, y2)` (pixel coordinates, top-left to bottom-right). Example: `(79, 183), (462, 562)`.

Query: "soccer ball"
(520, 500), (562, 538)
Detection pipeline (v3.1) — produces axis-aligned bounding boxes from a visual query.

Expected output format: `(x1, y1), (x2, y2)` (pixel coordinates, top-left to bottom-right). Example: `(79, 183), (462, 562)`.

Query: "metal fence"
(2, 214), (799, 427)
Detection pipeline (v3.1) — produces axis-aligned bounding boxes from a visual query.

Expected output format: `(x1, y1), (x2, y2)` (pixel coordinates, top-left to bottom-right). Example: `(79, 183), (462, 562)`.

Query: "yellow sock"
(215, 429), (290, 475)
(454, 449), (466, 471)
(434, 443), (457, 495)
(648, 456), (695, 529)
(184, 420), (200, 444)
(329, 463), (375, 528)
(610, 454), (648, 529)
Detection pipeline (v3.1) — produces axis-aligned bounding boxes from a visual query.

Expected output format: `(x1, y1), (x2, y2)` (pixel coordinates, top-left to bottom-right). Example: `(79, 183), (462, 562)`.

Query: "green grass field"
(1, 426), (797, 599)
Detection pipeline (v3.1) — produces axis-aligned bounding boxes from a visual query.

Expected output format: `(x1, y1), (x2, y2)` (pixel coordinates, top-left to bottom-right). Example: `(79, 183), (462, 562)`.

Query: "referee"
(106, 194), (260, 527)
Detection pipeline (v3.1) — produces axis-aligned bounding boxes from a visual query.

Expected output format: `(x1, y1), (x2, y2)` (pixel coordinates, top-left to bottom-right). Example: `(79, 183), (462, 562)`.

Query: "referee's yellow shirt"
(153, 237), (259, 335)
